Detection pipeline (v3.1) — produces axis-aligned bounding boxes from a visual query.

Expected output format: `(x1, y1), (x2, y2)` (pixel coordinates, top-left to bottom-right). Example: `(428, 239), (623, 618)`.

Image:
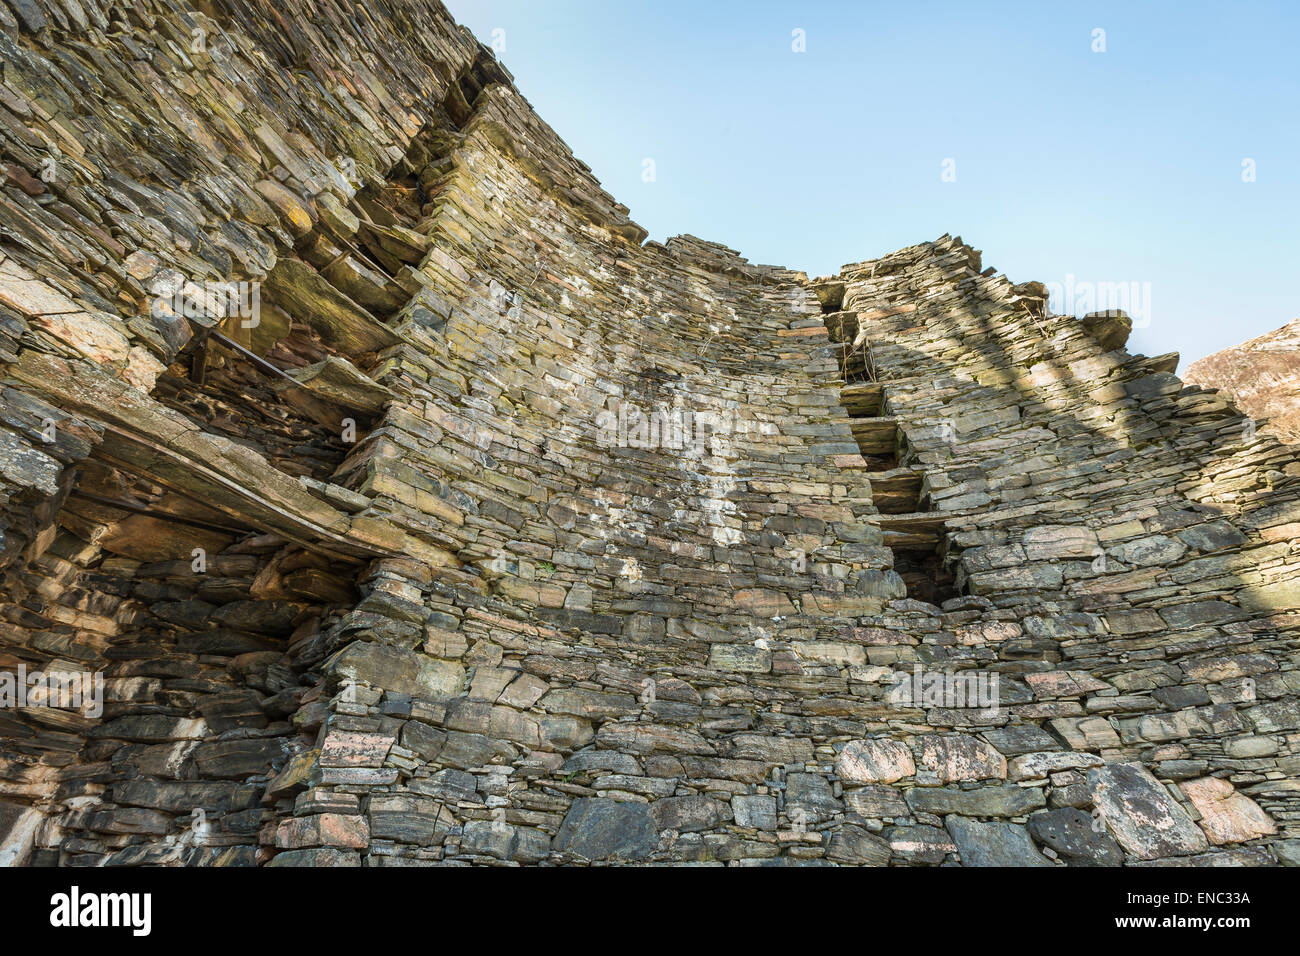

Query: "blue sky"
(444, 0), (1299, 364)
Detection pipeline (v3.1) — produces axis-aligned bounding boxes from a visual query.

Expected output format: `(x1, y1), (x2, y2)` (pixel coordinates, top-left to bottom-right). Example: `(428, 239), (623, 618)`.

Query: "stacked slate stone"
(0, 0), (1296, 866)
(821, 236), (1299, 865)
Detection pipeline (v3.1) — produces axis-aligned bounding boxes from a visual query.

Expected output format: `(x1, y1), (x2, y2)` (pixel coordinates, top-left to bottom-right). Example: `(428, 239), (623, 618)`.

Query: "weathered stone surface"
(946, 817), (1052, 867)
(539, 688), (637, 719)
(193, 739), (283, 779)
(330, 642), (465, 701)
(267, 848), (360, 867)
(461, 821), (551, 862)
(1111, 534), (1187, 567)
(400, 722), (447, 761)
(597, 723), (713, 755)
(1023, 525), (1098, 561)
(732, 794), (778, 830)
(1088, 763), (1209, 860)
(980, 725), (1060, 756)
(906, 784), (1046, 817)
(1238, 578), (1300, 612)
(553, 798), (657, 861)
(888, 825), (957, 864)
(733, 588), (795, 618)
(726, 735), (814, 764)
(708, 644), (772, 673)
(320, 732), (394, 769)
(916, 734), (1006, 783)
(844, 785), (910, 819)
(650, 794), (733, 833)
(1051, 716), (1121, 750)
(1027, 808), (1123, 866)
(786, 772), (842, 823)
(281, 356), (398, 415)
(826, 824), (891, 865)
(1023, 671), (1109, 699)
(1131, 847), (1275, 867)
(368, 794), (450, 845)
(1179, 776), (1277, 845)
(836, 738), (915, 785)
(1008, 751), (1104, 782)
(1081, 310), (1133, 351)
(112, 781), (243, 814)
(275, 813), (369, 850)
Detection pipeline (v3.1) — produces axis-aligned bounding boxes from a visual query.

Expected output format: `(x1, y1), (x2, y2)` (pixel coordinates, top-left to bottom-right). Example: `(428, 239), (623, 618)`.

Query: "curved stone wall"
(0, 0), (1296, 866)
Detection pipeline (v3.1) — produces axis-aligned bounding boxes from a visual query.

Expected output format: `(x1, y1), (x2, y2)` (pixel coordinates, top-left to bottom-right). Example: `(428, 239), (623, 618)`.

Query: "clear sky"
(443, 0), (1299, 365)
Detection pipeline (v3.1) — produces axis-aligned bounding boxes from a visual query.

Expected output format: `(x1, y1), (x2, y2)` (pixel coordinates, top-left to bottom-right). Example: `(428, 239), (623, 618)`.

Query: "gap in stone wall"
(0, 109), (470, 863)
(824, 310), (960, 605)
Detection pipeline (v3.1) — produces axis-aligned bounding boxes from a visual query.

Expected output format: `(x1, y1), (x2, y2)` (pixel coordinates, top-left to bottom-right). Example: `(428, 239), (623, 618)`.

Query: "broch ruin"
(0, 0), (1297, 868)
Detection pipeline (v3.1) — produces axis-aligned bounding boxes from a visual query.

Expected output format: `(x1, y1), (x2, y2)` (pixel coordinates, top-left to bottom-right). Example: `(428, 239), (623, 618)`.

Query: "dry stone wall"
(0, 0), (1297, 867)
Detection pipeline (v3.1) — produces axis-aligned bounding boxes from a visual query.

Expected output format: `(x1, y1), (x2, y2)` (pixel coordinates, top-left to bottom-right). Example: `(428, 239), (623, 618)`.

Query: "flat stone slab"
(906, 783), (1046, 817)
(1027, 808), (1123, 866)
(836, 738), (915, 785)
(280, 355), (397, 414)
(1179, 776), (1276, 845)
(916, 734), (1006, 783)
(1088, 762), (1208, 860)
(554, 797), (657, 861)
(826, 824), (891, 865)
(650, 794), (732, 834)
(946, 817), (1052, 867)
